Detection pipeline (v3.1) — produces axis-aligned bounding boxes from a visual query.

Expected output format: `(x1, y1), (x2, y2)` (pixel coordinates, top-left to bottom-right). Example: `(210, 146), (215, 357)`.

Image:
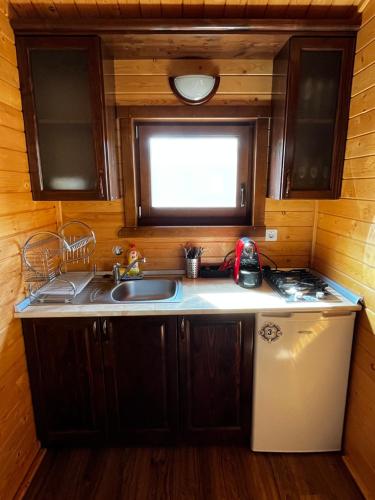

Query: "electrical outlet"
(265, 229), (278, 241)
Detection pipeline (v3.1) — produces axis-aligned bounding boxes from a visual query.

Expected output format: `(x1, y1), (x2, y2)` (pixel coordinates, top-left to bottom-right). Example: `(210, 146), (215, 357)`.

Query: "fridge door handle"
(260, 312), (292, 318)
(322, 311), (354, 318)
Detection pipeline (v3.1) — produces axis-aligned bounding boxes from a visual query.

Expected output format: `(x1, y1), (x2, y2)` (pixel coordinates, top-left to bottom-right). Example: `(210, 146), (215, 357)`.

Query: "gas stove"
(263, 268), (342, 303)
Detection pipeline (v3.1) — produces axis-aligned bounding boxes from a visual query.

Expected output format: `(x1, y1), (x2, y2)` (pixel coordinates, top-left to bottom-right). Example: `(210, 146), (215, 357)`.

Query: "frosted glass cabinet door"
(291, 50), (342, 191)
(30, 50), (97, 192)
(268, 36), (355, 200)
(16, 36), (118, 201)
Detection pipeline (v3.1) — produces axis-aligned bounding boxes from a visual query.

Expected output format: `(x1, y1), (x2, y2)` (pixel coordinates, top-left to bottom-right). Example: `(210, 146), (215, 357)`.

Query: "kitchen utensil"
(185, 257), (200, 279)
(183, 244), (204, 260)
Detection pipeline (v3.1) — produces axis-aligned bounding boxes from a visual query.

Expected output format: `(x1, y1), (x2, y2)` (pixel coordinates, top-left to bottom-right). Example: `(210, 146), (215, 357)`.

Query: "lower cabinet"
(22, 318), (106, 446)
(180, 315), (253, 444)
(102, 316), (179, 445)
(22, 314), (254, 446)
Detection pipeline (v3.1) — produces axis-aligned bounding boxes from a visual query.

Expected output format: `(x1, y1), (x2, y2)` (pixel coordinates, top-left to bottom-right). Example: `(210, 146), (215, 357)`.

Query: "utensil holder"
(186, 258), (200, 279)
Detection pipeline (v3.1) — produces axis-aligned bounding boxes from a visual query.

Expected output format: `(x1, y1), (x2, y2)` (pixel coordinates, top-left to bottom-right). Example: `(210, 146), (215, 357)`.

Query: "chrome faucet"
(113, 257), (146, 284)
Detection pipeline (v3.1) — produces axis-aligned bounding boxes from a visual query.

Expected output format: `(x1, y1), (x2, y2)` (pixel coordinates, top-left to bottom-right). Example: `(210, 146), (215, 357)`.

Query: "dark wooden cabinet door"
(179, 315), (253, 444)
(16, 36), (120, 201)
(269, 36), (355, 199)
(102, 316), (179, 444)
(22, 318), (106, 446)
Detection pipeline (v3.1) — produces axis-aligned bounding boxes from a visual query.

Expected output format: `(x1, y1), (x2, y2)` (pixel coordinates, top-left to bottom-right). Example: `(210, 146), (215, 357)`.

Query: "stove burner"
(283, 285), (310, 296)
(264, 269), (340, 303)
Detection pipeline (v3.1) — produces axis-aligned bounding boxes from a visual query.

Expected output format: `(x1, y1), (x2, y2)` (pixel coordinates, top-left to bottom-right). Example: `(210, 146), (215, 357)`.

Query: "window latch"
(240, 184), (246, 208)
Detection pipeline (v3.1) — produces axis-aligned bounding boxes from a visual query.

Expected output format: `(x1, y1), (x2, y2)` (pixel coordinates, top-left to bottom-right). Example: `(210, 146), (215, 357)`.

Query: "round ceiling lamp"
(169, 75), (220, 105)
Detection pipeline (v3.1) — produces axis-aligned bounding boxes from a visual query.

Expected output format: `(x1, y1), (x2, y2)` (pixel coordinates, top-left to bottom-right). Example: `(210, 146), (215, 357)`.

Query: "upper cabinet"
(16, 36), (120, 201)
(268, 36), (355, 199)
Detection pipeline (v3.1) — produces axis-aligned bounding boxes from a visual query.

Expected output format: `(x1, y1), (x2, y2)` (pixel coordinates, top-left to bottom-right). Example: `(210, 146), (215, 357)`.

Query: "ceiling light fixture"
(169, 75), (220, 105)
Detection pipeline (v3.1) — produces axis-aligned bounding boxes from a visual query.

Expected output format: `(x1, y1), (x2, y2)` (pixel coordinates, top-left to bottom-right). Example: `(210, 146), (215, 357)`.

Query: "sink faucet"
(113, 257), (147, 284)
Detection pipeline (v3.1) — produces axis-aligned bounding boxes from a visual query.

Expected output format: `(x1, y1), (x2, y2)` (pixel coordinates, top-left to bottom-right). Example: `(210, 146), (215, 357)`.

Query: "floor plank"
(24, 447), (363, 500)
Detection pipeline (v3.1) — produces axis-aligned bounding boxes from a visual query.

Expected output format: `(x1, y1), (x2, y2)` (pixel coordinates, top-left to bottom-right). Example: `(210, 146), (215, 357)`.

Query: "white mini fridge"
(251, 311), (356, 452)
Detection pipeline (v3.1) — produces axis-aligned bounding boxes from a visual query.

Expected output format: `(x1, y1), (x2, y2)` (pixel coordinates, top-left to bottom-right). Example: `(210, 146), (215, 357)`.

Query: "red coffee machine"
(233, 237), (262, 288)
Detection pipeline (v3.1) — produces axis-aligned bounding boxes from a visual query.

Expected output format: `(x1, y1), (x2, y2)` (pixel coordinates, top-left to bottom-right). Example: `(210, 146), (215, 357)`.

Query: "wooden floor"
(24, 447), (363, 500)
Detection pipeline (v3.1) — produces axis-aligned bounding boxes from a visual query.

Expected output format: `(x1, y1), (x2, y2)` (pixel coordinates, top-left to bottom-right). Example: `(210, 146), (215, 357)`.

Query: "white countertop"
(15, 278), (362, 318)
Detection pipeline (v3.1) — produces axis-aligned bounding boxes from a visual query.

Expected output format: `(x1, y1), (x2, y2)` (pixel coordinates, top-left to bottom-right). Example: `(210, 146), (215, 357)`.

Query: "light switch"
(265, 229), (278, 241)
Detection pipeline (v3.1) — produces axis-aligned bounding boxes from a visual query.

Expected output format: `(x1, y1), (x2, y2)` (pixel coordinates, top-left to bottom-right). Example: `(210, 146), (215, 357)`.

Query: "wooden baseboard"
(13, 447), (46, 500)
(343, 456), (373, 500)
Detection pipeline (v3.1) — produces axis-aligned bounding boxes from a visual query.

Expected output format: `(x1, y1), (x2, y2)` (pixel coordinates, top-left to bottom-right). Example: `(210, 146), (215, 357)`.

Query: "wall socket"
(265, 229), (278, 241)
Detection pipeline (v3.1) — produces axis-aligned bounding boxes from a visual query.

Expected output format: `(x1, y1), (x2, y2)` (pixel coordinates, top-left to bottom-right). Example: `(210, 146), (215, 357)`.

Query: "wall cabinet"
(268, 36), (355, 199)
(22, 314), (253, 446)
(16, 36), (120, 201)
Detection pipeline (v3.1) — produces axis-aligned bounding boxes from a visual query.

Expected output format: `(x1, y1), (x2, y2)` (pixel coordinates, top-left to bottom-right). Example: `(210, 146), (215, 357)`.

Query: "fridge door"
(252, 311), (355, 452)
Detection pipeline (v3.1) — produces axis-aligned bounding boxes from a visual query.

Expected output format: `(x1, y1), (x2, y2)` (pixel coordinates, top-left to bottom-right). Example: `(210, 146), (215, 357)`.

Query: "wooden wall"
(62, 59), (315, 270)
(0, 3), (58, 498)
(61, 198), (315, 271)
(110, 59), (273, 106)
(312, 1), (375, 495)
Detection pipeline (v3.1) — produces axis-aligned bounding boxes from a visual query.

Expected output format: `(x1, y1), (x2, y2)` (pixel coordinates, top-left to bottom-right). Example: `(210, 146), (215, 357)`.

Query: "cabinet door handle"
(102, 319), (107, 342)
(102, 319), (111, 344)
(108, 320), (113, 341)
(180, 318), (185, 341)
(285, 172), (291, 197)
(92, 321), (99, 342)
(99, 175), (104, 198)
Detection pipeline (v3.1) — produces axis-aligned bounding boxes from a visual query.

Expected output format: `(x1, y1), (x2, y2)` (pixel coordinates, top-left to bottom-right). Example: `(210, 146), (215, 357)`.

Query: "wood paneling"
(350, 84), (375, 117)
(345, 133), (375, 159)
(61, 198), (315, 271)
(351, 61), (375, 96)
(102, 34), (289, 60)
(0, 4), (58, 499)
(115, 74), (272, 94)
(0, 147), (28, 171)
(312, 1), (375, 494)
(113, 59), (273, 75)
(347, 109), (375, 138)
(8, 0), (362, 19)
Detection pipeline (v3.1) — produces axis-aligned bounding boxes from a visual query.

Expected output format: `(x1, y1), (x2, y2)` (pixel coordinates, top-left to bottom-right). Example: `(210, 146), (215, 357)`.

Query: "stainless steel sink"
(57, 276), (183, 305)
(111, 279), (179, 302)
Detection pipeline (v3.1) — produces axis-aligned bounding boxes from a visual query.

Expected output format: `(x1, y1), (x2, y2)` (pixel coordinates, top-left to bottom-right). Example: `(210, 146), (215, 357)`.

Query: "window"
(136, 122), (253, 226)
(119, 107), (268, 236)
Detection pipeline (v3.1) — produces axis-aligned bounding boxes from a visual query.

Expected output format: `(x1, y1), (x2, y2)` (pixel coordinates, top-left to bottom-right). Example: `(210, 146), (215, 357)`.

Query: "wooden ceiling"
(10, 0), (364, 20)
(102, 33), (290, 59)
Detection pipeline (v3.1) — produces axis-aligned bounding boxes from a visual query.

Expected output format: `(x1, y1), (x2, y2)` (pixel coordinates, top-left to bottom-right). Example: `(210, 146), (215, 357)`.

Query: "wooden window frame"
(137, 122), (253, 226)
(118, 106), (269, 238)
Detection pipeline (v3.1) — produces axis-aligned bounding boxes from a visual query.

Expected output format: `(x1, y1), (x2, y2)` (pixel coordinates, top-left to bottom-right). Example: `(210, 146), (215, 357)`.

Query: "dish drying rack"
(22, 220), (96, 303)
